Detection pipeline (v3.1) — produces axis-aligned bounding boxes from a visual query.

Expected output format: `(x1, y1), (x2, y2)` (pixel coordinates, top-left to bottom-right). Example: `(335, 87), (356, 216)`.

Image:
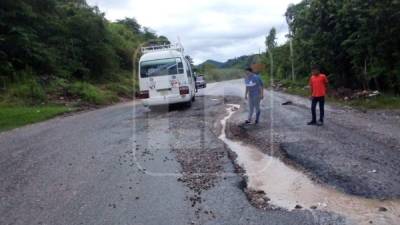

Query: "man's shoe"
(245, 120), (251, 124)
(307, 121), (317, 125)
(255, 120), (259, 124)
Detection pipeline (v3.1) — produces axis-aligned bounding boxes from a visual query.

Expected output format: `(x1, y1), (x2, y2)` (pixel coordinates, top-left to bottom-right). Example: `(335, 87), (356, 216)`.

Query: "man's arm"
(324, 75), (329, 94)
(245, 87), (249, 100)
(259, 77), (264, 99)
(309, 77), (313, 98)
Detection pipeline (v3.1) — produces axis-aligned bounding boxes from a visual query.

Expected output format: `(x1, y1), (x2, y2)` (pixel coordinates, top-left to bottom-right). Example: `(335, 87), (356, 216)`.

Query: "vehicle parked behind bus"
(195, 75), (207, 89)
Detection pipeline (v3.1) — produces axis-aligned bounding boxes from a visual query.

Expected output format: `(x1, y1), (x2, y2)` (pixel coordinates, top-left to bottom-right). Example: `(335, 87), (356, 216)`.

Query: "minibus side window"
(186, 61), (191, 78)
(185, 60), (194, 78)
(178, 62), (184, 74)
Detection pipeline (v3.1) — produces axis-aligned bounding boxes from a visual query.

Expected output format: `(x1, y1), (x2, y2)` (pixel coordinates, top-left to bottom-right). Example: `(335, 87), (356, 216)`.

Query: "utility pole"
(269, 51), (273, 78)
(286, 7), (296, 81)
(290, 37), (295, 81)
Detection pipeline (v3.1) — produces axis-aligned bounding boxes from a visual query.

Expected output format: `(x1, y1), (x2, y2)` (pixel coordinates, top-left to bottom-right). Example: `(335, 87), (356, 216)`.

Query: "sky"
(87, 0), (301, 64)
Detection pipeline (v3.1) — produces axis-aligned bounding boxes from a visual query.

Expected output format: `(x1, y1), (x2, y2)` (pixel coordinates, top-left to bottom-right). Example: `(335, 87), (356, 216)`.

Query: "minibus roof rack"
(141, 43), (184, 54)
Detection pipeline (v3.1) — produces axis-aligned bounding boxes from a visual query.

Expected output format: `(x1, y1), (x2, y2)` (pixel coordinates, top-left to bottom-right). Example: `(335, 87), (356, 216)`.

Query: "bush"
(9, 79), (47, 104)
(103, 71), (138, 98)
(46, 78), (68, 96)
(107, 82), (133, 98)
(67, 82), (117, 105)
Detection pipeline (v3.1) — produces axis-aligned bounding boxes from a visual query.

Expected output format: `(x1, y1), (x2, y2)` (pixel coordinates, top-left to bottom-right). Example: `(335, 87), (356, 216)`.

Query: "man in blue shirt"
(244, 68), (264, 124)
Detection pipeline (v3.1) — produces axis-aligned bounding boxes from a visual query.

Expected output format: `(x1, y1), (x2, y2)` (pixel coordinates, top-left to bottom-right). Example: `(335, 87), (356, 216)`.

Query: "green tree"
(116, 17), (141, 34)
(185, 55), (195, 68)
(265, 27), (277, 78)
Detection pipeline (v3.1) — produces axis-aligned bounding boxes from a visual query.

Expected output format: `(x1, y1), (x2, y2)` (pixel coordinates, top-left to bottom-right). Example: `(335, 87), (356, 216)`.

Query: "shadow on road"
(148, 102), (191, 113)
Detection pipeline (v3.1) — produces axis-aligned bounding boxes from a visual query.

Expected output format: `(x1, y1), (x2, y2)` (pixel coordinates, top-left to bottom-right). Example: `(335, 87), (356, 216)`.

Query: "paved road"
(2, 79), (399, 225)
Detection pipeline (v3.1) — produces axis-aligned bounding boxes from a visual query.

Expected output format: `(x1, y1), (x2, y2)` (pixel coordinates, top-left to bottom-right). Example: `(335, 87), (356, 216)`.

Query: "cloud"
(87, 0), (301, 64)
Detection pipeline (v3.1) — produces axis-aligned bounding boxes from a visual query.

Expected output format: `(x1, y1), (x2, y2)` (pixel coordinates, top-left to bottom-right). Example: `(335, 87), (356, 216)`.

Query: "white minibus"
(136, 44), (196, 107)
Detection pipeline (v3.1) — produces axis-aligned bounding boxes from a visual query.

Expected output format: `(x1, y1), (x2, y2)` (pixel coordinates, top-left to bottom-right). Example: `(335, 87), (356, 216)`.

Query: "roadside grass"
(346, 95), (400, 110)
(260, 75), (400, 110)
(0, 105), (73, 132)
(283, 85), (400, 110)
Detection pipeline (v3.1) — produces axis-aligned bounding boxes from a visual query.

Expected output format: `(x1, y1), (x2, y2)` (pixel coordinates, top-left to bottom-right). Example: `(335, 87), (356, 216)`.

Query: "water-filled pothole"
(220, 104), (400, 225)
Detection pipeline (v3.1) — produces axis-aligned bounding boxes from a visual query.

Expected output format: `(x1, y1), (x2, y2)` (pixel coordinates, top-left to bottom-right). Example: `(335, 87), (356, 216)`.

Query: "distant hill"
(197, 60), (225, 69)
(196, 54), (259, 70)
(222, 55), (258, 69)
(195, 54), (262, 82)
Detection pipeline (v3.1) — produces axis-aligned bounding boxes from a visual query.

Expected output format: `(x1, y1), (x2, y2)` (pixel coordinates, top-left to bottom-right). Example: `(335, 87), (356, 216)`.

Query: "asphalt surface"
(1, 79), (398, 225)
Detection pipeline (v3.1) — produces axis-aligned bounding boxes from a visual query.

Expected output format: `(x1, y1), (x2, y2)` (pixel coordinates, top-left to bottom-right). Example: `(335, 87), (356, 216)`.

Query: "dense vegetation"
(263, 0), (400, 94)
(0, 0), (170, 131)
(0, 0), (169, 105)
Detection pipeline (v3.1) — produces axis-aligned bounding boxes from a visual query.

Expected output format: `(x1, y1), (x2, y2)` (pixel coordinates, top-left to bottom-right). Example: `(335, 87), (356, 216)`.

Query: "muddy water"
(219, 104), (400, 225)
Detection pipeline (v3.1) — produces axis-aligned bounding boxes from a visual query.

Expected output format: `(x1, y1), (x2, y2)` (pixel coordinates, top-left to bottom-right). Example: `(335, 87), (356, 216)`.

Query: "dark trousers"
(248, 95), (261, 122)
(311, 96), (325, 122)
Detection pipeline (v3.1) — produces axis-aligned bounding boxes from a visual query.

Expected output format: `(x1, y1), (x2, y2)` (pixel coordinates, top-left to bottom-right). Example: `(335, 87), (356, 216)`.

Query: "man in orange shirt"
(308, 65), (328, 126)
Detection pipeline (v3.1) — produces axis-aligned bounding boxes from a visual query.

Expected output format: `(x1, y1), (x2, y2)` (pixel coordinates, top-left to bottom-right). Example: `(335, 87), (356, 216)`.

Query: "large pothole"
(220, 104), (400, 225)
